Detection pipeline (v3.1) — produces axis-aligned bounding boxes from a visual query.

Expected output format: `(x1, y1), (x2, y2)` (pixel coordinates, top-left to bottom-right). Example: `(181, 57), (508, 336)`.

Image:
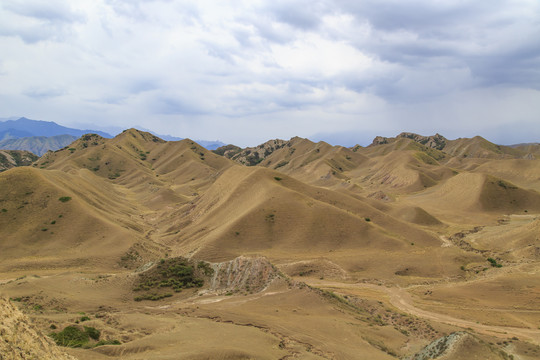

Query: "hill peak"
(371, 133), (448, 150)
(115, 128), (166, 144)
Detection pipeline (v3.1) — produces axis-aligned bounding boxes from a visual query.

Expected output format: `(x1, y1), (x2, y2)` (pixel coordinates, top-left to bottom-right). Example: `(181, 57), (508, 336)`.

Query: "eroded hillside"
(1, 129), (539, 359)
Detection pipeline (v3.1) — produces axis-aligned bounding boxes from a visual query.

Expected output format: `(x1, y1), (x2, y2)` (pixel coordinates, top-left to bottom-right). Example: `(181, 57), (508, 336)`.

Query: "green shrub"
(197, 261), (214, 276)
(487, 258), (502, 267)
(133, 257), (207, 300)
(274, 161), (289, 169)
(84, 326), (100, 340)
(58, 196), (72, 203)
(49, 326), (90, 348)
(95, 339), (121, 346)
(274, 176), (282, 181)
(80, 316), (90, 322)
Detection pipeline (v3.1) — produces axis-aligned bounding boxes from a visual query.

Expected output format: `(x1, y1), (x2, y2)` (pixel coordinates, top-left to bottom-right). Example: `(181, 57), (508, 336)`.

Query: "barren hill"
(0, 129), (538, 360)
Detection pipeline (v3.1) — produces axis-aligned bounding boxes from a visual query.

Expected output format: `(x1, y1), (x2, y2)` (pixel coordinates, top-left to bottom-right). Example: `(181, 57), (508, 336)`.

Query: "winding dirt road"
(306, 280), (540, 345)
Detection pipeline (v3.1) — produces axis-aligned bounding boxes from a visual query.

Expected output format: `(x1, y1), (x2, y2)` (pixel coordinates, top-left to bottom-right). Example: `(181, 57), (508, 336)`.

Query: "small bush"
(274, 176), (282, 181)
(84, 326), (100, 340)
(58, 197), (72, 203)
(365, 217), (371, 222)
(49, 326), (89, 348)
(487, 258), (502, 268)
(80, 316), (90, 322)
(1, 208), (7, 213)
(95, 339), (121, 346)
(197, 261), (214, 276)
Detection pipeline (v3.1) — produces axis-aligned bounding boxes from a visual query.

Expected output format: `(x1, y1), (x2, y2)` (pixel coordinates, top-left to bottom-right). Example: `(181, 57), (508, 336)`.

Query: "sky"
(0, 0), (539, 147)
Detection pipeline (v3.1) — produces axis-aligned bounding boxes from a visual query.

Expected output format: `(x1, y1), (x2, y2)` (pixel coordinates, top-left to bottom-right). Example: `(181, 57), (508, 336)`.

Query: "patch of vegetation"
(134, 293), (173, 301)
(133, 257), (207, 300)
(496, 180), (517, 190)
(274, 160), (289, 169)
(108, 171), (121, 179)
(95, 339), (121, 346)
(274, 176), (282, 181)
(58, 196), (72, 202)
(50, 326), (89, 347)
(364, 217), (371, 222)
(120, 248), (141, 268)
(84, 326), (100, 340)
(80, 316), (90, 322)
(68, 148), (76, 153)
(49, 326), (98, 348)
(49, 325), (118, 348)
(1, 208), (7, 212)
(487, 258), (503, 268)
(197, 261), (214, 276)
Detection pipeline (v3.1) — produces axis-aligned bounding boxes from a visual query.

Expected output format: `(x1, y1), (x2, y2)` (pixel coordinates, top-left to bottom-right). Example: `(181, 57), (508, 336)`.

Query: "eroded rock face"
(0, 150), (38, 172)
(369, 133), (448, 150)
(397, 132), (448, 150)
(0, 297), (76, 360)
(209, 256), (280, 294)
(405, 331), (509, 360)
(229, 139), (290, 166)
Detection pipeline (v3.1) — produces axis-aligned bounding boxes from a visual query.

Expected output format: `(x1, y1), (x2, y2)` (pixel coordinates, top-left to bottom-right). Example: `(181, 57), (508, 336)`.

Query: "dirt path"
(306, 280), (540, 345)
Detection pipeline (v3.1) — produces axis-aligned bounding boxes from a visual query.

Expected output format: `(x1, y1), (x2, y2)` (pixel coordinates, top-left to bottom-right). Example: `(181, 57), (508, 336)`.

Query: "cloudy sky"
(1, 0), (539, 146)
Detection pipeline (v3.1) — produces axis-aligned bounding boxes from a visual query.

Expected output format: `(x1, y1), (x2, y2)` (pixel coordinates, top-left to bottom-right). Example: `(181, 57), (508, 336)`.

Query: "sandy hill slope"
(0, 297), (76, 360)
(37, 129), (234, 208)
(0, 166), (151, 272)
(510, 142), (540, 158)
(348, 140), (456, 194)
(406, 172), (540, 215)
(0, 149), (38, 172)
(369, 132), (528, 159)
(218, 136), (370, 190)
(443, 135), (526, 159)
(152, 164), (487, 283)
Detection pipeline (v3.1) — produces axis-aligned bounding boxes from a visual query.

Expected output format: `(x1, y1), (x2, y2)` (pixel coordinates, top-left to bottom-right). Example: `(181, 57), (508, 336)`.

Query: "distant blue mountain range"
(0, 117), (226, 155)
(0, 117), (112, 140)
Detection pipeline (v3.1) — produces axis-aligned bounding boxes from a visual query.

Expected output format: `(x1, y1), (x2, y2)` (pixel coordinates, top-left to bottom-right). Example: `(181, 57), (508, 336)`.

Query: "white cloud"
(0, 0), (538, 146)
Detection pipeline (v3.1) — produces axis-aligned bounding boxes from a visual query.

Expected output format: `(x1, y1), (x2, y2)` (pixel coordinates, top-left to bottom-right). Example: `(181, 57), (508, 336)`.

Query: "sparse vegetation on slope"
(0, 298), (76, 359)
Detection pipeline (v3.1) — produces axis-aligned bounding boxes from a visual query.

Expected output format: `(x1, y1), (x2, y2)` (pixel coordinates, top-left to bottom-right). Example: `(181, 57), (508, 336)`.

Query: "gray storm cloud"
(0, 0), (538, 146)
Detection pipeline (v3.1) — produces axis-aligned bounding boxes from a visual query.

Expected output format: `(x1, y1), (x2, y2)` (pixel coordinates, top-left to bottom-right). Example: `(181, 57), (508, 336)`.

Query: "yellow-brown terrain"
(1, 129), (539, 359)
